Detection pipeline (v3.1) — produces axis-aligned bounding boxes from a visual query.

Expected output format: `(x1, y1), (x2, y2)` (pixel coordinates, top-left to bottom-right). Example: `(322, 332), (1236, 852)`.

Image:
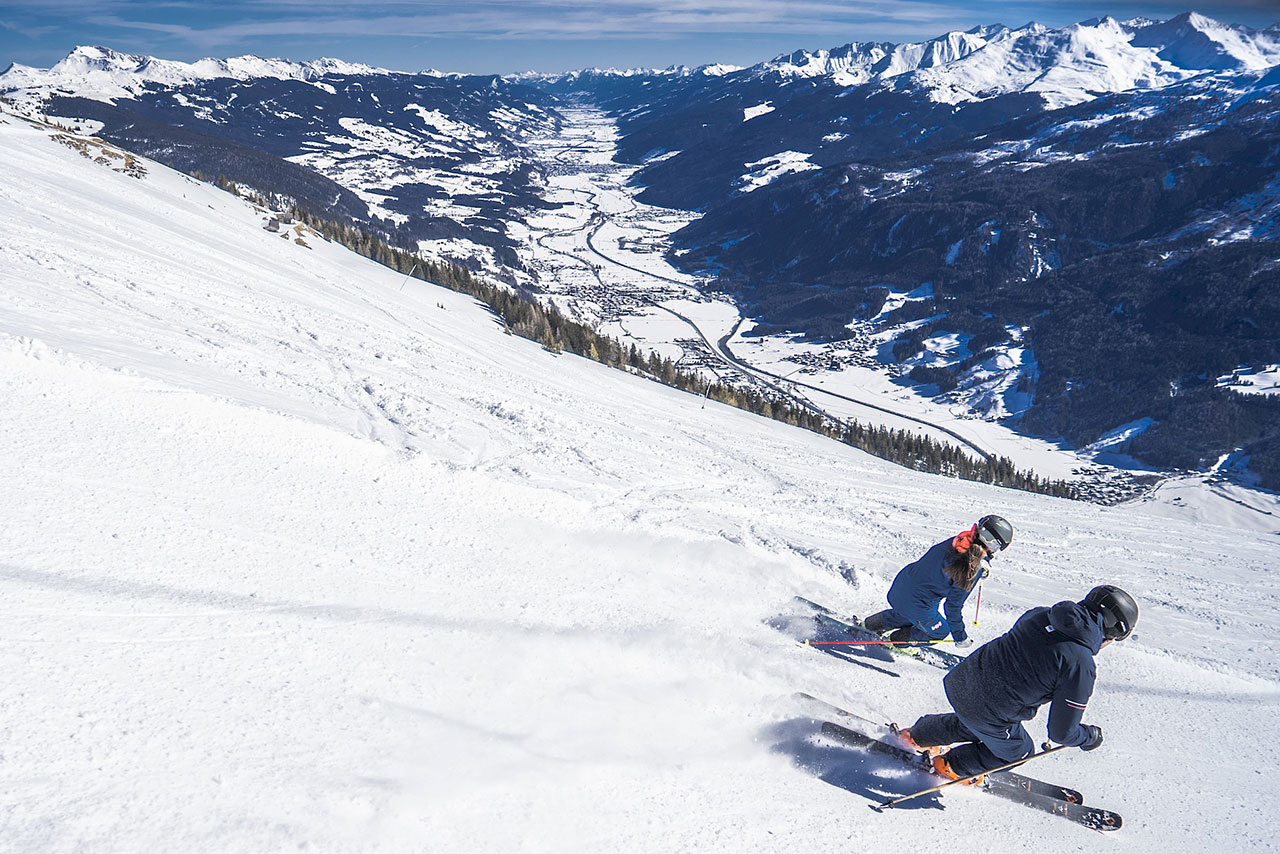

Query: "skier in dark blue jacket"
(897, 585), (1140, 782)
(863, 515), (1014, 650)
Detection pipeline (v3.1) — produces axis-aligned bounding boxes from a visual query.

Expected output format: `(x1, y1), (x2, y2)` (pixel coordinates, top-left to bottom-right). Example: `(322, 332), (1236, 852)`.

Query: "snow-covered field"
(2, 108), (1279, 853)
(734, 150), (821, 193)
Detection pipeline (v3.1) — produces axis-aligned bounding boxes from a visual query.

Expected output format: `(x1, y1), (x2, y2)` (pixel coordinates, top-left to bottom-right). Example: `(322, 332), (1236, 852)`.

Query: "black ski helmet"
(1081, 585), (1139, 641)
(975, 515), (1013, 554)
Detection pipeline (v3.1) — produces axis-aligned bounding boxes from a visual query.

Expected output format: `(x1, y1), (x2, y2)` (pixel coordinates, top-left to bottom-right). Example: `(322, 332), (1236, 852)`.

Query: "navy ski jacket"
(943, 601), (1104, 747)
(886, 539), (978, 642)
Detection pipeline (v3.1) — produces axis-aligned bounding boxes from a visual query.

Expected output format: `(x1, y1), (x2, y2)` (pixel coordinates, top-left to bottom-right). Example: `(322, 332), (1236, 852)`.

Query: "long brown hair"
(944, 541), (986, 591)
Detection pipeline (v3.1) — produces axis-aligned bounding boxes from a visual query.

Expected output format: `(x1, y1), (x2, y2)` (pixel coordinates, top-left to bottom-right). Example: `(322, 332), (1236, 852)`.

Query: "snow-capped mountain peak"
(0, 45), (399, 103)
(50, 45), (154, 75)
(892, 12), (1280, 107)
(1128, 10), (1280, 71)
(756, 27), (1002, 86)
(698, 63), (744, 76)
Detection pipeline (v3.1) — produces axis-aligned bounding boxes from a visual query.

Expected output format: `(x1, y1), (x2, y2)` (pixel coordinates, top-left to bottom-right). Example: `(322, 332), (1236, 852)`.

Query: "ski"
(812, 611), (963, 671)
(793, 595), (835, 616)
(794, 693), (1084, 805)
(794, 596), (964, 671)
(819, 721), (1121, 831)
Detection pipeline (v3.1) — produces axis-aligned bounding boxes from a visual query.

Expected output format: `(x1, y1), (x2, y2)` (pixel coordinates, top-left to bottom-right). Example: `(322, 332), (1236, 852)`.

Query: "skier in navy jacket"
(898, 585), (1140, 782)
(863, 515), (1014, 649)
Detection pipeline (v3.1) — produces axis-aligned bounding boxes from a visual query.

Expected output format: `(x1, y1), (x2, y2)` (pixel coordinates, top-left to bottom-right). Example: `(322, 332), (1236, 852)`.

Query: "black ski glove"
(1080, 724), (1104, 751)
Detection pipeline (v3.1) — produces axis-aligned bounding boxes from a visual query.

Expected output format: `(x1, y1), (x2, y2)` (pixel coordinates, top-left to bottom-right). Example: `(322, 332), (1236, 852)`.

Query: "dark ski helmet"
(975, 515), (1013, 554)
(1081, 585), (1139, 641)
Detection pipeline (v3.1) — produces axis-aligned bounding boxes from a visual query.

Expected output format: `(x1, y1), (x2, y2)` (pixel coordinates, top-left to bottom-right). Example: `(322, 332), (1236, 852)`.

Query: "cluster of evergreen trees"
(231, 184), (1077, 499)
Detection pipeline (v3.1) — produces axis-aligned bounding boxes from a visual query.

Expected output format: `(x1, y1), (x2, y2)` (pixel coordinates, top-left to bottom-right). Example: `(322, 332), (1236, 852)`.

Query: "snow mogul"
(862, 515), (1014, 650)
(897, 585), (1139, 782)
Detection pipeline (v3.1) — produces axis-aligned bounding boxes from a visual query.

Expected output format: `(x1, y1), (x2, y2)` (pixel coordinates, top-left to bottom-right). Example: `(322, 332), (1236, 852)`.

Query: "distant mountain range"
(4, 11), (1279, 486)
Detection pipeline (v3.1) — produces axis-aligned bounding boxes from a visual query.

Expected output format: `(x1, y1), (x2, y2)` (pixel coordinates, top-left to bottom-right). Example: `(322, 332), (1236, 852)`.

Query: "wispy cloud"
(17, 0), (974, 45)
(77, 0), (989, 53)
(0, 19), (59, 40)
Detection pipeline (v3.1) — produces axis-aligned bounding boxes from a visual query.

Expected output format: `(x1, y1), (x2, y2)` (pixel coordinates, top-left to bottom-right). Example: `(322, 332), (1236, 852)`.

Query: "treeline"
(235, 184), (1077, 498)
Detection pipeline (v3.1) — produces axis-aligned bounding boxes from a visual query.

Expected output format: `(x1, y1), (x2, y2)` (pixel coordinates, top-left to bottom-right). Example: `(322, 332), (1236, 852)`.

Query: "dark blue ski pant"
(865, 607), (950, 642)
(909, 712), (1034, 777)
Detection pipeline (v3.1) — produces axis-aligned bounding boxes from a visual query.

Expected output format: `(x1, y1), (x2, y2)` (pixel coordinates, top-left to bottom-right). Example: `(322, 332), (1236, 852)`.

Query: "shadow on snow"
(765, 610), (900, 678)
(765, 716), (944, 812)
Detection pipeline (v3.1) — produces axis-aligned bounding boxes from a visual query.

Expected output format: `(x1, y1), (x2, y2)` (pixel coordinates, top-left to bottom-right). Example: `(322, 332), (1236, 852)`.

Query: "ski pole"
(875, 744), (1071, 810)
(972, 580), (983, 627)
(397, 262), (419, 292)
(804, 639), (958, 646)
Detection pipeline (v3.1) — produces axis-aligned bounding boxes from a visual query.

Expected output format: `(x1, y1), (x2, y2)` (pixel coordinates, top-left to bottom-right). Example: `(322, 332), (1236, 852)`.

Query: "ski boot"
(891, 725), (944, 759)
(888, 627), (922, 657)
(861, 611), (889, 634)
(931, 754), (985, 786)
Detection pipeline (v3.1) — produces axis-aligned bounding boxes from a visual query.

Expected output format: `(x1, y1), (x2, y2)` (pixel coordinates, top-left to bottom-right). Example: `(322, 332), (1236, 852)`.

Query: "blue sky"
(2, 1), (1278, 74)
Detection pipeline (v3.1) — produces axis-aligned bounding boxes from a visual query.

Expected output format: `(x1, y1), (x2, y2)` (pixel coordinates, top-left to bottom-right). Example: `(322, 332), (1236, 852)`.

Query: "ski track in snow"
(0, 110), (1278, 852)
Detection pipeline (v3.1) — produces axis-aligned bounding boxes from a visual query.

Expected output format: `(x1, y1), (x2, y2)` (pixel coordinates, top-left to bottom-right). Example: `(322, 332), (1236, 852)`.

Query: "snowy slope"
(1, 109), (1277, 853)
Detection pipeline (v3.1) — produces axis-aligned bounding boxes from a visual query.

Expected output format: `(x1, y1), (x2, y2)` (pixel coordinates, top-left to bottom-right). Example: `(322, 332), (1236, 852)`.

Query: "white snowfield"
(736, 151), (820, 193)
(1, 112), (1277, 853)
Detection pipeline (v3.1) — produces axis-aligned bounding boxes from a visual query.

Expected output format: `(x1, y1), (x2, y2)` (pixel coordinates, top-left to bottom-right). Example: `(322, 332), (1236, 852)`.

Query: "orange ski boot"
(894, 726), (944, 758)
(932, 753), (985, 786)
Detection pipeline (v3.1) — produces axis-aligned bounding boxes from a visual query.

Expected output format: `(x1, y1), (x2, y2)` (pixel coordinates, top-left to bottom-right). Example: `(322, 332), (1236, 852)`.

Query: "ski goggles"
(975, 524), (1010, 554)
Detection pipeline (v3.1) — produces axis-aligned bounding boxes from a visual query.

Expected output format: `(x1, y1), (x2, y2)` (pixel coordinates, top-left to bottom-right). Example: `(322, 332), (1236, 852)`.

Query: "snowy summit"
(0, 44), (398, 102)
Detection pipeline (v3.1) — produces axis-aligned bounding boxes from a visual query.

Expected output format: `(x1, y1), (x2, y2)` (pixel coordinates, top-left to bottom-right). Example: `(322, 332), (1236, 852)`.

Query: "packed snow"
(1, 105), (1278, 852)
